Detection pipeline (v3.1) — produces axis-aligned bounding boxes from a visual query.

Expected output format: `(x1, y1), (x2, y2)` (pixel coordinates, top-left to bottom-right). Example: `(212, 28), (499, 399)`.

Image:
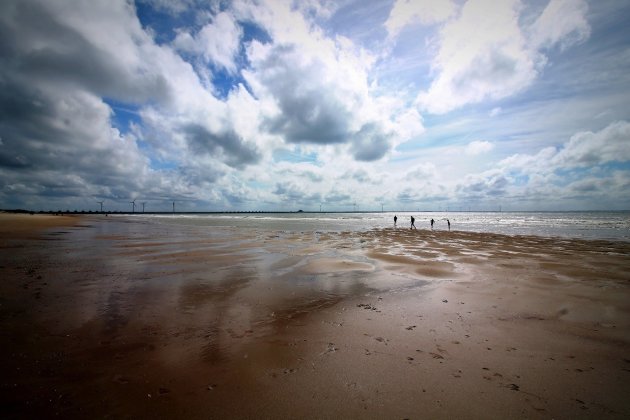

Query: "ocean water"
(127, 211), (630, 242)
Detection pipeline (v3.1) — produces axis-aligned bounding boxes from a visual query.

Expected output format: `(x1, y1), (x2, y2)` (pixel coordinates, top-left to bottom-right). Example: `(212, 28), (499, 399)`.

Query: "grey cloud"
(457, 173), (510, 199)
(0, 0), (260, 210)
(177, 163), (223, 187)
(302, 171), (324, 182)
(396, 188), (448, 203)
(0, 72), (155, 206)
(350, 123), (393, 161)
(397, 190), (415, 203)
(273, 181), (321, 203)
(253, 44), (353, 144)
(0, 1), (171, 105)
(183, 123), (261, 169)
(275, 166), (323, 182)
(324, 191), (351, 203)
(339, 169), (383, 185)
(454, 50), (518, 89)
(348, 169), (370, 183)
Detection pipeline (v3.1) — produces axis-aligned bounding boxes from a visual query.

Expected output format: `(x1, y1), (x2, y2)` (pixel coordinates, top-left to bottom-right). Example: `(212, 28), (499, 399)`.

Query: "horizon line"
(2, 209), (629, 215)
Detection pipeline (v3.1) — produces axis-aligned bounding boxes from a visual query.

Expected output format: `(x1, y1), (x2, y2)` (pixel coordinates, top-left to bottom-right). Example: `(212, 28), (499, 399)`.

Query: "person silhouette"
(394, 215), (397, 227)
(447, 219), (450, 231)
(430, 218), (435, 230)
(410, 216), (417, 229)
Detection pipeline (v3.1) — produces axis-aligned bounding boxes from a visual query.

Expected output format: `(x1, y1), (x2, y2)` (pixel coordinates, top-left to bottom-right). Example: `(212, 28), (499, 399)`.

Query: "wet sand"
(1, 214), (629, 419)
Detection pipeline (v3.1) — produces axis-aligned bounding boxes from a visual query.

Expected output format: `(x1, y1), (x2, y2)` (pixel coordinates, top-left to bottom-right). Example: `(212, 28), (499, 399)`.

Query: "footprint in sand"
(374, 337), (389, 345)
(321, 342), (338, 355)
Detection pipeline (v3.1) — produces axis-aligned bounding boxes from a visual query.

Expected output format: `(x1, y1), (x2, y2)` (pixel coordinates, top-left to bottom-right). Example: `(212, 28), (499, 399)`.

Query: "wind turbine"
(130, 200), (136, 213)
(141, 202), (146, 213)
(96, 201), (104, 212)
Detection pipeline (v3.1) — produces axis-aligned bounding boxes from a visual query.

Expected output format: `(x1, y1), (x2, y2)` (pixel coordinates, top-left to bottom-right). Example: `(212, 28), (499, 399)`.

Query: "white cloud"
(465, 140), (494, 156)
(416, 0), (591, 114)
(173, 12), (242, 73)
(293, 0), (339, 20)
(446, 121), (630, 207)
(530, 0), (590, 51)
(0, 0), (265, 209)
(499, 121), (630, 175)
(552, 120), (630, 167)
(393, 108), (425, 140)
(417, 0), (537, 114)
(385, 0), (456, 37)
(0, 0), (625, 212)
(238, 0), (416, 161)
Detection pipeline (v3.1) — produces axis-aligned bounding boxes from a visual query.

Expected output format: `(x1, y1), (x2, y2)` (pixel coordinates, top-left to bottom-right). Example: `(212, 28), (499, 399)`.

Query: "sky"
(1, 0), (629, 212)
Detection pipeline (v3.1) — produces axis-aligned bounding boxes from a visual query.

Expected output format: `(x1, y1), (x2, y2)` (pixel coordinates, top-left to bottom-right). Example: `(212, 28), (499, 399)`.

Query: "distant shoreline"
(2, 209), (629, 215)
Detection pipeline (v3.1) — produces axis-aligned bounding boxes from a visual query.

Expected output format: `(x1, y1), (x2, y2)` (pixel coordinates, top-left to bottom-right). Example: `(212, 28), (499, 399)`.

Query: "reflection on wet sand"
(1, 215), (630, 419)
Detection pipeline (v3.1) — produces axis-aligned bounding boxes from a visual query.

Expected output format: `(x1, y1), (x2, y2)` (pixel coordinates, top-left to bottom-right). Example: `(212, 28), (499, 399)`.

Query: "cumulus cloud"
(0, 1), (164, 206)
(0, 0), (261, 209)
(394, 163), (449, 204)
(182, 124), (261, 168)
(238, 1), (412, 162)
(500, 121), (630, 174)
(0, 0), (172, 104)
(173, 12), (242, 73)
(438, 121), (630, 208)
(247, 43), (356, 144)
(417, 0), (591, 114)
(325, 190), (351, 204)
(457, 170), (509, 199)
(552, 121), (630, 168)
(454, 120), (630, 206)
(273, 181), (321, 204)
(0, 82), (155, 205)
(350, 123), (394, 161)
(0, 0), (624, 211)
(417, 0), (536, 114)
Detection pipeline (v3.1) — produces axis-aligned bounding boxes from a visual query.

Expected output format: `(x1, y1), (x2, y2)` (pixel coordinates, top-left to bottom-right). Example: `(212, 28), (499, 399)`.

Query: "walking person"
(410, 216), (417, 230)
(430, 218), (435, 230)
(447, 219), (451, 231)
(394, 215), (397, 227)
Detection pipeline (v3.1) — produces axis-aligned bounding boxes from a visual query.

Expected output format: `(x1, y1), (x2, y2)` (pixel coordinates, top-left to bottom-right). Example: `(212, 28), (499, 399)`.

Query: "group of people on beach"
(394, 215), (450, 231)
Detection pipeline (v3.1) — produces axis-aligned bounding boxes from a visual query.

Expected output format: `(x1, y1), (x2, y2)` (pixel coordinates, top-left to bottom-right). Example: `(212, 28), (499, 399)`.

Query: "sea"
(123, 211), (630, 242)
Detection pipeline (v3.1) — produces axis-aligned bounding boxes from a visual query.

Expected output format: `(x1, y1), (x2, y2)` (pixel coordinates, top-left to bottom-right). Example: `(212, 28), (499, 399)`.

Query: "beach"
(1, 214), (629, 419)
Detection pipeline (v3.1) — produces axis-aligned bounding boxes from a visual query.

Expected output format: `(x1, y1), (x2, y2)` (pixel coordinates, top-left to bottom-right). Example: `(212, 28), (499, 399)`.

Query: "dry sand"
(1, 214), (629, 419)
